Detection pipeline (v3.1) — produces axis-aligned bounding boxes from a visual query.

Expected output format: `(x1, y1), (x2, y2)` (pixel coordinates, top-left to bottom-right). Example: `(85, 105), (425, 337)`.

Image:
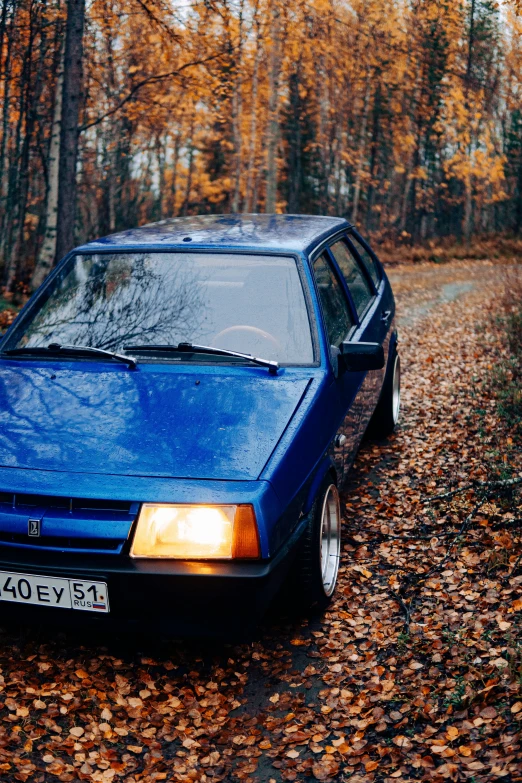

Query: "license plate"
(0, 570), (109, 613)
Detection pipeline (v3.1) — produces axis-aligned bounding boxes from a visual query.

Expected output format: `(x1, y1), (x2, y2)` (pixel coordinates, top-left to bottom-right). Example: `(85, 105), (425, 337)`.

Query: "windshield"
(6, 252), (314, 364)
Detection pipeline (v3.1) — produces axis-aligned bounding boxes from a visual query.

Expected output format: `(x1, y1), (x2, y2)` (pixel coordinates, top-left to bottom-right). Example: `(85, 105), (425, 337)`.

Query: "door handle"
(381, 309), (391, 324)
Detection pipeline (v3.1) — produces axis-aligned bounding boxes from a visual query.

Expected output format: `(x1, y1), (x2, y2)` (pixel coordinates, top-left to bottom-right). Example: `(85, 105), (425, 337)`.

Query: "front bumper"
(0, 521), (305, 632)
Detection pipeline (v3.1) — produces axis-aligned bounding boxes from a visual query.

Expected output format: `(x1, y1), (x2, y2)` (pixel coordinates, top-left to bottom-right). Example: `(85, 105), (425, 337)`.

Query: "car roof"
(77, 214), (352, 256)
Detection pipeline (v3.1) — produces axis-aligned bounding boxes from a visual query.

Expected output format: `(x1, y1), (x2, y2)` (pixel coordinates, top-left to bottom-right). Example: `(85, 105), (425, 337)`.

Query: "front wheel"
(367, 349), (400, 439)
(291, 479), (341, 612)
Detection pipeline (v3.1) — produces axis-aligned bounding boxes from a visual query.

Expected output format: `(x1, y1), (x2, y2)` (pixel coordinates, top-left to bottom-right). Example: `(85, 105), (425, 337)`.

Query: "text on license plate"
(0, 570), (109, 612)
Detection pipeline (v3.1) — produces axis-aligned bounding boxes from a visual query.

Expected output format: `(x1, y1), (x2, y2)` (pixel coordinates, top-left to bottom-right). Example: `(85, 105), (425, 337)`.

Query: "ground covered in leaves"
(0, 259), (521, 783)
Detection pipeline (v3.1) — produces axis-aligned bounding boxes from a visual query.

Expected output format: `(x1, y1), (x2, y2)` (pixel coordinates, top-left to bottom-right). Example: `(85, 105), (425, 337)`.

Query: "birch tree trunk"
(32, 45), (64, 289)
(4, 1), (41, 289)
(231, 0), (244, 213)
(169, 130), (181, 216)
(265, 2), (281, 213)
(463, 0), (476, 244)
(54, 0), (85, 263)
(244, 16), (260, 213)
(181, 113), (195, 217)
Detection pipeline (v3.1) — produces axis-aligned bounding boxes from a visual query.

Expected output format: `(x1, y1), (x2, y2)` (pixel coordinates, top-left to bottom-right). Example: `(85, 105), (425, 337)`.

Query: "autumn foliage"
(0, 0), (522, 287)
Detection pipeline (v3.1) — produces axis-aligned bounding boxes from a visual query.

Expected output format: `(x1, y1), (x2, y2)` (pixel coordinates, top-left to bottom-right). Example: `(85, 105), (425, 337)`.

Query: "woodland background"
(1, 0), (522, 292)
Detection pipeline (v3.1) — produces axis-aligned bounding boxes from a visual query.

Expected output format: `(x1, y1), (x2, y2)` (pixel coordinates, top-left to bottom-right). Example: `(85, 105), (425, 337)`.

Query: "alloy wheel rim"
(392, 355), (401, 425)
(320, 484), (341, 597)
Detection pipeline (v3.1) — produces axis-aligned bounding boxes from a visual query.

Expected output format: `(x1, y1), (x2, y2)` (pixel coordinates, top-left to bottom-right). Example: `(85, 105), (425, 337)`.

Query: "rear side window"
(329, 239), (373, 319)
(313, 252), (354, 347)
(349, 234), (381, 287)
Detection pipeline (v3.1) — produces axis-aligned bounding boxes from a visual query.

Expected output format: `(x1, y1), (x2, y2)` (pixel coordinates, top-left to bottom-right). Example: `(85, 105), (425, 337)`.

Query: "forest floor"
(0, 258), (521, 783)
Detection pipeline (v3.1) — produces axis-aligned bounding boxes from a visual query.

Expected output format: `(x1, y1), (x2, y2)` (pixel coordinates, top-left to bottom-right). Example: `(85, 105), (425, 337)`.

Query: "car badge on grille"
(28, 518), (41, 537)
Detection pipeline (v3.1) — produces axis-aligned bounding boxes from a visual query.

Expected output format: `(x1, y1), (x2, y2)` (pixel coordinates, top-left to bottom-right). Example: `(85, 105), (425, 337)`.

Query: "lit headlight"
(130, 504), (260, 559)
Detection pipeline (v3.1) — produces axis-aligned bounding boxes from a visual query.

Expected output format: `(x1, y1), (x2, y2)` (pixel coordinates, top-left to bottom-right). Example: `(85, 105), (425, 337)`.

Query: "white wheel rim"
(392, 355), (401, 425)
(320, 484), (341, 597)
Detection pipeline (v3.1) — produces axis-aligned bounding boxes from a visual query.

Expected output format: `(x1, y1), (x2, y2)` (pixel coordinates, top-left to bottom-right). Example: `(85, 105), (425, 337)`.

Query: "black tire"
(367, 347), (400, 439)
(289, 477), (341, 613)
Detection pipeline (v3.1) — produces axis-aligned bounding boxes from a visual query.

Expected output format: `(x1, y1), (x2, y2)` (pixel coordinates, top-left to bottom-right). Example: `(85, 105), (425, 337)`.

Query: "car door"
(347, 230), (396, 424)
(328, 235), (385, 443)
(311, 251), (359, 482)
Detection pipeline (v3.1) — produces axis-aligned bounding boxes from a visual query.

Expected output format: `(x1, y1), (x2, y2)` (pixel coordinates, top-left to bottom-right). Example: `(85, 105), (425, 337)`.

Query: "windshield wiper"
(2, 343), (137, 370)
(124, 342), (279, 375)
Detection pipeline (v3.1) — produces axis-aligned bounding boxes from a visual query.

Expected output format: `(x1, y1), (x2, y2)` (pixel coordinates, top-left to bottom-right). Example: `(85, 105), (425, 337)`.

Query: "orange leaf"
(446, 726), (459, 740)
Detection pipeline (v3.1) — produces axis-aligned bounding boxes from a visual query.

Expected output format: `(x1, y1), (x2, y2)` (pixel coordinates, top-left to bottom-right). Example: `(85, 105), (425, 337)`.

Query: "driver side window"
(313, 252), (354, 348)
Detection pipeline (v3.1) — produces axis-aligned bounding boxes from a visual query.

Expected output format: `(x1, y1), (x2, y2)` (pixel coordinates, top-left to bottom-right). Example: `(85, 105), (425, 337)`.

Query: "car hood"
(0, 361), (311, 482)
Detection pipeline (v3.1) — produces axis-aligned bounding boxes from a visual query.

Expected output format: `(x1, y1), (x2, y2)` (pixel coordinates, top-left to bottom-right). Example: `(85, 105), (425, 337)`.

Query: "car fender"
(383, 324), (398, 382)
(373, 322), (397, 406)
(388, 327), (398, 360)
(302, 455), (337, 517)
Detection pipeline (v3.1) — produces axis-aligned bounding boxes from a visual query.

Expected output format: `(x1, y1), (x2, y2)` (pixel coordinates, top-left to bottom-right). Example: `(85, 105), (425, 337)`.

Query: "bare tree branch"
(79, 51), (227, 132)
(132, 0), (182, 44)
(422, 476), (522, 504)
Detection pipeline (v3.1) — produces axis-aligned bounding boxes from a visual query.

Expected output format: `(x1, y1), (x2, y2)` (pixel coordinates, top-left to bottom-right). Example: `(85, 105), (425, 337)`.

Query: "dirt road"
(0, 260), (520, 783)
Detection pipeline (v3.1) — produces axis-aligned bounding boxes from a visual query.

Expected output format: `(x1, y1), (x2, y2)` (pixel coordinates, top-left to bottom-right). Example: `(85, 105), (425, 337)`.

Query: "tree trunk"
(7, 3), (47, 289)
(463, 0), (476, 244)
(265, 1), (281, 213)
(515, 156), (522, 235)
(231, 0), (244, 213)
(0, 0), (15, 256)
(169, 129), (181, 216)
(463, 174), (473, 243)
(365, 79), (381, 232)
(3, 0), (40, 289)
(399, 169), (413, 233)
(55, 0), (85, 263)
(0, 0), (11, 86)
(32, 44), (64, 289)
(351, 71), (371, 225)
(287, 67), (302, 214)
(243, 17), (260, 213)
(317, 53), (330, 213)
(156, 134), (166, 220)
(181, 114), (195, 217)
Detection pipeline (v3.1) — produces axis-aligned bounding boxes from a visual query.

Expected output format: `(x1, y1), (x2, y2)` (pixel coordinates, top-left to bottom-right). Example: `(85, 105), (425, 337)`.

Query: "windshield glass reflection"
(7, 252), (314, 364)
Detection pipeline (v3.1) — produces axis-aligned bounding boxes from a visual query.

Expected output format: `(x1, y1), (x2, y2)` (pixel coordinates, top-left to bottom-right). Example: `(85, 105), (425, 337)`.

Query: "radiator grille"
(0, 492), (132, 513)
(0, 493), (137, 555)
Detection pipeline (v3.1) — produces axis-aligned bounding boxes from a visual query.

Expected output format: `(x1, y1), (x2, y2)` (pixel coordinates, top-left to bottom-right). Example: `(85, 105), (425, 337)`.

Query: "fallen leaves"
(446, 726), (459, 740)
(394, 735), (413, 750)
(0, 261), (520, 783)
(312, 755), (340, 780)
(69, 726), (84, 737)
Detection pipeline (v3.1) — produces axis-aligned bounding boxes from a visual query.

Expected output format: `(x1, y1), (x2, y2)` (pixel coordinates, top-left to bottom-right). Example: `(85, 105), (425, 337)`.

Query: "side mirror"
(340, 341), (385, 372)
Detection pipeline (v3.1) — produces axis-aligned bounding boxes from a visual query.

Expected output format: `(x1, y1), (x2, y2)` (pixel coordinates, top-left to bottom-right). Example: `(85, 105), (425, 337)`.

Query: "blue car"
(0, 214), (399, 629)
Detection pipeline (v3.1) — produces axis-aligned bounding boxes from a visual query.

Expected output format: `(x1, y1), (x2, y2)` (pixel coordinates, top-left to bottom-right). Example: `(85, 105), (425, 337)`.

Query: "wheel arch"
(388, 327), (398, 363)
(302, 456), (338, 517)
(376, 327), (398, 404)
